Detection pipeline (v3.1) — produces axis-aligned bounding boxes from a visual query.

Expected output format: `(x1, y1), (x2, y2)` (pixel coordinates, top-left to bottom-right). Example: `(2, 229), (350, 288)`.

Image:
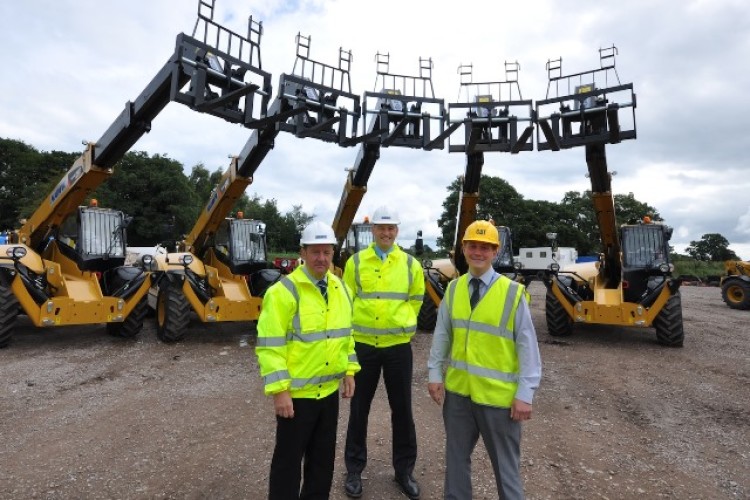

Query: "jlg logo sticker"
(475, 229), (486, 235)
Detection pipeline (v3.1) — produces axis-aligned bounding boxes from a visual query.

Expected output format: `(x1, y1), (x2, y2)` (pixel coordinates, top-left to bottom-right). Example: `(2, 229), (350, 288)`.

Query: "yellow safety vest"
(344, 243), (425, 347)
(256, 266), (360, 398)
(444, 274), (525, 408)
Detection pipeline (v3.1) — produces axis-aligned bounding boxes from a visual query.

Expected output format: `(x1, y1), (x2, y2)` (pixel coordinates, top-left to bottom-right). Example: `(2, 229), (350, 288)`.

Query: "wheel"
(721, 279), (750, 310)
(0, 285), (19, 348)
(654, 292), (684, 347)
(106, 297), (147, 338)
(545, 288), (572, 337)
(156, 283), (190, 343)
(417, 296), (437, 332)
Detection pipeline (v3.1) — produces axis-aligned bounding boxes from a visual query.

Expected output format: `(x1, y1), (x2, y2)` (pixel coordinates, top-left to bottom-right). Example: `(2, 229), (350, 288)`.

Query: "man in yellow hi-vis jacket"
(256, 221), (360, 500)
(428, 220), (542, 500)
(343, 206), (425, 500)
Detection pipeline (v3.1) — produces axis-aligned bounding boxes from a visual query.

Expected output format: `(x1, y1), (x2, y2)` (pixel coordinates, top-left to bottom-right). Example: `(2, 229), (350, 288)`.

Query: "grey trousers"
(443, 391), (524, 500)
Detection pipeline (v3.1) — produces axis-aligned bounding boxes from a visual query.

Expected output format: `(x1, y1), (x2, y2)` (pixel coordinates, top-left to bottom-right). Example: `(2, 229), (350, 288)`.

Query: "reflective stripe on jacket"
(344, 243), (425, 347)
(444, 273), (525, 408)
(256, 266), (360, 398)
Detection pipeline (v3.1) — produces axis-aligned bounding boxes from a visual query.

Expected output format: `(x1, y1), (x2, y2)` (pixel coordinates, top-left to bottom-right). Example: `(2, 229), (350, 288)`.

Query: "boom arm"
(331, 142), (380, 249)
(452, 153), (484, 275)
(586, 141), (621, 287)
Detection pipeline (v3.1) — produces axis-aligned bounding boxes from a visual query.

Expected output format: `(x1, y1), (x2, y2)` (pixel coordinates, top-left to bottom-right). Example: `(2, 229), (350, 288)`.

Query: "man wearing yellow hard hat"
(427, 220), (542, 500)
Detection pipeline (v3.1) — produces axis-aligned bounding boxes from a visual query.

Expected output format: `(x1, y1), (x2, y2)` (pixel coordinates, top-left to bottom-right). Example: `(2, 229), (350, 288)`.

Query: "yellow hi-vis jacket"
(255, 266), (360, 399)
(344, 243), (425, 348)
(444, 274), (526, 408)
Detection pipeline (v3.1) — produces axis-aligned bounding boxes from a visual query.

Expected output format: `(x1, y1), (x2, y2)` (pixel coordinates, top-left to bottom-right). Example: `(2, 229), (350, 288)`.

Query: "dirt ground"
(1, 284), (748, 500)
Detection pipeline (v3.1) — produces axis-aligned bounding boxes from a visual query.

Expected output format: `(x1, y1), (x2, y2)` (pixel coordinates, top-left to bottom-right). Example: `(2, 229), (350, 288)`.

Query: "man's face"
(372, 224), (399, 251)
(462, 240), (499, 275)
(300, 244), (334, 279)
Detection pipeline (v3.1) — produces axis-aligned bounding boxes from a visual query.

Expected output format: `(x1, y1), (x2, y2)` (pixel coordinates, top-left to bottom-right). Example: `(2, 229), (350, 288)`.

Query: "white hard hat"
(300, 221), (337, 246)
(371, 205), (400, 225)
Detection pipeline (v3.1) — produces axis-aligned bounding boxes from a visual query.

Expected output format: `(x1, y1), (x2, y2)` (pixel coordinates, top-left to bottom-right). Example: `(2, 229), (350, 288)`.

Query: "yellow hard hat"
(462, 220), (499, 246)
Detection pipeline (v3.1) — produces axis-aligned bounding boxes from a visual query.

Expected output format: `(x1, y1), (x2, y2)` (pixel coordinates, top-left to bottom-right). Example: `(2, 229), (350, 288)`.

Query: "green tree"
(685, 233), (739, 261)
(237, 195), (313, 254)
(187, 163), (220, 204)
(93, 151), (201, 246)
(0, 139), (73, 229)
(436, 175), (525, 251)
(436, 174), (663, 257)
(559, 190), (660, 255)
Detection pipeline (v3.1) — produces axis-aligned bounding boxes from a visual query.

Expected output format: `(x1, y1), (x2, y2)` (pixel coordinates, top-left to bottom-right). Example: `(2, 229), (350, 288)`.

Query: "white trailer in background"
(516, 246), (578, 270)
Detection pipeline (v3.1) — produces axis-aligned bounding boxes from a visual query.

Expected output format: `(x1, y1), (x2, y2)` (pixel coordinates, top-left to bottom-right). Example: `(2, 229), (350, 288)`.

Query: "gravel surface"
(1, 285), (748, 499)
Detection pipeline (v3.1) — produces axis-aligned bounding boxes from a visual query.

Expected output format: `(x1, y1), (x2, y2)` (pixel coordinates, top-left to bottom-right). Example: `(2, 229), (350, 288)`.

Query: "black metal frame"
(536, 46), (637, 151)
(446, 61), (535, 154)
(360, 52), (449, 150)
(262, 33), (361, 145)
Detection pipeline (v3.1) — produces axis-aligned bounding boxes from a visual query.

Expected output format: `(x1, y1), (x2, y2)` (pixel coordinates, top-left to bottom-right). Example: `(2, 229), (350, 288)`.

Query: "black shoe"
(345, 472), (362, 498)
(395, 473), (420, 499)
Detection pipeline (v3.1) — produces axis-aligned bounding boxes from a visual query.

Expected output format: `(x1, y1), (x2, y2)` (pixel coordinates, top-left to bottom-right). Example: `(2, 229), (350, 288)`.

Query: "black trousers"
(344, 341), (417, 475)
(269, 391), (339, 500)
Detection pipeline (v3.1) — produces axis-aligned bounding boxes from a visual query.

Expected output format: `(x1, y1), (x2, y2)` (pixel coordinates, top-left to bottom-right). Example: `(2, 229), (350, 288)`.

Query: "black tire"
(545, 288), (573, 337)
(654, 292), (684, 347)
(156, 283), (190, 343)
(721, 279), (750, 310)
(106, 297), (147, 338)
(417, 296), (437, 332)
(0, 285), (19, 348)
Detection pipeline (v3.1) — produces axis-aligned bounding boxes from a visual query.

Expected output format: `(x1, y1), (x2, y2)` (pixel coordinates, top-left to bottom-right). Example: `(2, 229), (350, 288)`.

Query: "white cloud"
(1, 0), (749, 260)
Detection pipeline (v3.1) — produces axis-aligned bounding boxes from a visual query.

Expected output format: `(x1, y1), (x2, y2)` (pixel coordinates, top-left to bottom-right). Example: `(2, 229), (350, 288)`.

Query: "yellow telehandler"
(0, 0), (275, 347)
(536, 46), (684, 346)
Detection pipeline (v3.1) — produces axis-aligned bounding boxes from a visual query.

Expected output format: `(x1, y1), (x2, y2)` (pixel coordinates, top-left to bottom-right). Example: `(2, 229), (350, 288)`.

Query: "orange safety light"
(89, 198), (98, 207)
(643, 215), (651, 224)
(237, 211), (244, 219)
(363, 216), (370, 223)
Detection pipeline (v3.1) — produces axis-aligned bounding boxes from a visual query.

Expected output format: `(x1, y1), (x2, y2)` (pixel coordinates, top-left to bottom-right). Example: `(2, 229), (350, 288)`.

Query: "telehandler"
(0, 0), (270, 347)
(147, 30), (363, 341)
(536, 46), (684, 346)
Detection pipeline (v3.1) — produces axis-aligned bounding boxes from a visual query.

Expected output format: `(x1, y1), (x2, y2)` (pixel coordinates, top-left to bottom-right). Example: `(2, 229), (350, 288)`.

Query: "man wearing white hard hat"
(343, 206), (425, 499)
(256, 221), (360, 499)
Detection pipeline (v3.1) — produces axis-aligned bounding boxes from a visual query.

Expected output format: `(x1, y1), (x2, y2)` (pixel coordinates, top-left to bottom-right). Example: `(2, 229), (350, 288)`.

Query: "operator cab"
(346, 222), (373, 253)
(214, 217), (270, 275)
(57, 205), (128, 272)
(621, 220), (673, 302)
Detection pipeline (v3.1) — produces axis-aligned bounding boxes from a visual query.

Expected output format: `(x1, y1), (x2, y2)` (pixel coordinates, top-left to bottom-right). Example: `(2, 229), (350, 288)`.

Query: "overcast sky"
(1, 0), (748, 259)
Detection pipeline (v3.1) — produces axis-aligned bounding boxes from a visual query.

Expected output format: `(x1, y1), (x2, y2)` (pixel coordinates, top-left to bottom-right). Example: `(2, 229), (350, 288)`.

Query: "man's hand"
(273, 391), (294, 418)
(341, 375), (355, 399)
(428, 382), (445, 405)
(510, 399), (532, 421)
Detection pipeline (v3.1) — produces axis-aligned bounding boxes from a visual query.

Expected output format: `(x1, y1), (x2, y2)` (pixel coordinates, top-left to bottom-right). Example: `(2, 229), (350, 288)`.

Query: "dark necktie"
(470, 278), (481, 309)
(317, 279), (328, 301)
